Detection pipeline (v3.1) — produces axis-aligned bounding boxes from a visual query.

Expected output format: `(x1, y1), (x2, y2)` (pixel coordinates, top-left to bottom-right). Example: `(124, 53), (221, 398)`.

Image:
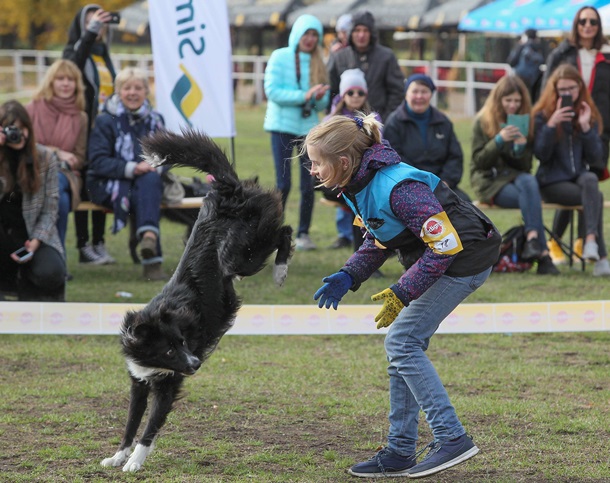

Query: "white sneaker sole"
(348, 467), (412, 478)
(407, 445), (479, 479)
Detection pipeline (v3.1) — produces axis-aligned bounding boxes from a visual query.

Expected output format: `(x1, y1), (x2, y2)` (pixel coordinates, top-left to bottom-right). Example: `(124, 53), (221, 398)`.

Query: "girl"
(303, 114), (501, 479)
(323, 68), (380, 251)
(87, 67), (167, 281)
(542, 6), (610, 260)
(532, 64), (610, 276)
(26, 59), (90, 260)
(263, 14), (330, 251)
(0, 101), (66, 301)
(471, 74), (558, 275)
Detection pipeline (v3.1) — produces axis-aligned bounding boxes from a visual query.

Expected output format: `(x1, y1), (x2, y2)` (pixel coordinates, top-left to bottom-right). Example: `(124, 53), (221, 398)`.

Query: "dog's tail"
(141, 129), (239, 186)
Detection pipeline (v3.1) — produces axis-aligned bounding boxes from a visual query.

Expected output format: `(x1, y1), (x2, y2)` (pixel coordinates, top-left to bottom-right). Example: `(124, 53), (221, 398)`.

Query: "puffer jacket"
(263, 15), (329, 136)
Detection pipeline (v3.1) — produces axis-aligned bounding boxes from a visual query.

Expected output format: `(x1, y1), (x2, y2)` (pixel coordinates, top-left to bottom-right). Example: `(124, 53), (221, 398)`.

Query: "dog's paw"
(122, 443), (153, 472)
(101, 448), (131, 467)
(273, 263), (288, 287)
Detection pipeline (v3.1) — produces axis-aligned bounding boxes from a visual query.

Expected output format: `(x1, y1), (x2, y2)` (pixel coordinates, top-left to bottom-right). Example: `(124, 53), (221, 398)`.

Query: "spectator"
(532, 64), (610, 276)
(470, 75), (559, 275)
(304, 113), (501, 479)
(0, 101), (66, 301)
(330, 13), (352, 53)
(63, 4), (117, 265)
(384, 73), (470, 201)
(87, 67), (167, 281)
(263, 14), (330, 251)
(327, 10), (404, 122)
(506, 28), (545, 103)
(26, 59), (88, 260)
(323, 68), (381, 251)
(541, 6), (610, 262)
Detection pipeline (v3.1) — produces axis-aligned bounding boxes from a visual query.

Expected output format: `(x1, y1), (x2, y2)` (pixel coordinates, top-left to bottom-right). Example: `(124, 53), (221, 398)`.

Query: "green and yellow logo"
(171, 64), (203, 126)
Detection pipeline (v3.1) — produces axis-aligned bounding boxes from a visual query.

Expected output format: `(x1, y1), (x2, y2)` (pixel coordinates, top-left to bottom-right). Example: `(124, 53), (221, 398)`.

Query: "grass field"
(1, 104), (609, 482)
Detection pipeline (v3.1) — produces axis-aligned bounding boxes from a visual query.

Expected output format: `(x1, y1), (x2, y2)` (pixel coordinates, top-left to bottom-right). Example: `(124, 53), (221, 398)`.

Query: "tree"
(0, 0), (133, 49)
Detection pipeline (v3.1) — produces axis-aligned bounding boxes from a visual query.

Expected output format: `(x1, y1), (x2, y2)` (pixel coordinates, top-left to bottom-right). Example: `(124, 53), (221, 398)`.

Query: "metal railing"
(0, 49), (511, 116)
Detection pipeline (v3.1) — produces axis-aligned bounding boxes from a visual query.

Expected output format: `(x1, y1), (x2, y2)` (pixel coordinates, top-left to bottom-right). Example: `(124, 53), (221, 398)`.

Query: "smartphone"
(108, 12), (121, 24)
(560, 94), (573, 110)
(11, 247), (33, 263)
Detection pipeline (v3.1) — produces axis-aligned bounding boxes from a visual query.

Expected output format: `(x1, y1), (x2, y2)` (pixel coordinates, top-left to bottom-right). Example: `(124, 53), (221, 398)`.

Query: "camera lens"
(3, 126), (23, 144)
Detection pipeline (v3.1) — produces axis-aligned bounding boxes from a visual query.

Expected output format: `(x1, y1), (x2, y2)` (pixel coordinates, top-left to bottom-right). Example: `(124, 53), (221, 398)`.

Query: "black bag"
(493, 225), (533, 273)
(514, 44), (544, 88)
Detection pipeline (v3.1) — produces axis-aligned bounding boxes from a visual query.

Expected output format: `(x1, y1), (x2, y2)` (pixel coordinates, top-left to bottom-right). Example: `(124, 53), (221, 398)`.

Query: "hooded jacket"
(339, 143), (500, 304)
(327, 11), (405, 121)
(62, 4), (116, 133)
(263, 15), (330, 136)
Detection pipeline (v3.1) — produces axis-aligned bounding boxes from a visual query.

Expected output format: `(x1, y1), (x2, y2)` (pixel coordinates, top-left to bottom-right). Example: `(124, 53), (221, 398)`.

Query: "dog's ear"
(273, 225), (294, 286)
(121, 311), (150, 346)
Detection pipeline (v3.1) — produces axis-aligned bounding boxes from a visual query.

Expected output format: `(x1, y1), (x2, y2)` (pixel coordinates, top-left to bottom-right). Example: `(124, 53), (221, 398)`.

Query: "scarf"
(29, 97), (82, 152)
(108, 98), (163, 233)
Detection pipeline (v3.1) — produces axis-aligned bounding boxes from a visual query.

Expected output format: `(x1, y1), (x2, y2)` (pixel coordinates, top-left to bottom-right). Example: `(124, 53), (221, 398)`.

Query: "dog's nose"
(188, 355), (202, 372)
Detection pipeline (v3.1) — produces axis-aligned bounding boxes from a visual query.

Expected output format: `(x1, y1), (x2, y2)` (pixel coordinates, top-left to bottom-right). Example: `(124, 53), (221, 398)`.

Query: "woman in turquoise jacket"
(264, 14), (330, 251)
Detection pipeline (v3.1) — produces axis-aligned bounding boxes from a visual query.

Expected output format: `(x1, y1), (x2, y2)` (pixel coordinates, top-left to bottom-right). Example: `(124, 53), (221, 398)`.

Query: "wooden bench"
(75, 197), (205, 211)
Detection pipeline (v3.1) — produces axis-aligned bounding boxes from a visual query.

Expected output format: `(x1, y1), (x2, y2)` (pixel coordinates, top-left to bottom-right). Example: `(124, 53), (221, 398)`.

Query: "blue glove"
(313, 271), (353, 310)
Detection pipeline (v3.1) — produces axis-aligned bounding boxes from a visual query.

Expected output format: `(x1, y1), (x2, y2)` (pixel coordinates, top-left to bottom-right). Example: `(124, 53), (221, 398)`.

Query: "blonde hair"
(477, 75), (532, 140)
(302, 113), (382, 187)
(114, 67), (150, 94)
(33, 59), (86, 110)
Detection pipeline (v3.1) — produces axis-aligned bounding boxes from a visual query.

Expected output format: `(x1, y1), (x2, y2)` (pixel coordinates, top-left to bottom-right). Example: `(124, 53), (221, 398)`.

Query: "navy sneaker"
(348, 447), (416, 478)
(407, 434), (479, 479)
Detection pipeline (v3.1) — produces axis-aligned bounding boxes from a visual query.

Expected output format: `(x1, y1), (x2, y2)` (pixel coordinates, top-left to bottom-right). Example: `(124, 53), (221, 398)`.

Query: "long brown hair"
(477, 75), (533, 140)
(0, 100), (40, 194)
(532, 63), (603, 137)
(570, 6), (607, 50)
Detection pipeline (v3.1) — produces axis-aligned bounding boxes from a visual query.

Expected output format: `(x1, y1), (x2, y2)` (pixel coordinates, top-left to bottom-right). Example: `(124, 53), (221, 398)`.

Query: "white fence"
(0, 50), (511, 117)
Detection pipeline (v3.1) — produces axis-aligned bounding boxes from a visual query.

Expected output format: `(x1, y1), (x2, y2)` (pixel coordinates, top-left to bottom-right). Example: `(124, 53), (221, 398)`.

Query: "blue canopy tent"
(459, 0), (610, 34)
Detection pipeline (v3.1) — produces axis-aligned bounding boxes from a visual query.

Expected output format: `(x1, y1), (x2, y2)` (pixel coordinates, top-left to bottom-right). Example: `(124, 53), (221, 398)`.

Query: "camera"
(108, 12), (121, 24)
(301, 99), (315, 118)
(2, 126), (23, 144)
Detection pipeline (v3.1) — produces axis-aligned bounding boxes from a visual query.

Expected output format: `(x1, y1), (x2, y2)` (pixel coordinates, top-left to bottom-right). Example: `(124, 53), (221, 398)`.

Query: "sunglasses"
(346, 89), (366, 97)
(578, 18), (599, 26)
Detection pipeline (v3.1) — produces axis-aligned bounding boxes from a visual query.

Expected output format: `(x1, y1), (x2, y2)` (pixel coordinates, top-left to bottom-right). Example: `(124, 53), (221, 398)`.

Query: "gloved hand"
(313, 271), (353, 310)
(371, 288), (406, 329)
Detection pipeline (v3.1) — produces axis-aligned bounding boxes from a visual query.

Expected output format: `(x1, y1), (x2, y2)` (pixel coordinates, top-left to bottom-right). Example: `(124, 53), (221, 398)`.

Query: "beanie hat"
(404, 73), (436, 93)
(351, 10), (375, 32)
(335, 13), (352, 33)
(340, 69), (368, 97)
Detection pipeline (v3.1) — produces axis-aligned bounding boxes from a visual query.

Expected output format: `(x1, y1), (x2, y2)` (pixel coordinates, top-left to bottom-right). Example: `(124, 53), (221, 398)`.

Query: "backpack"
(514, 44), (544, 88)
(492, 225), (533, 273)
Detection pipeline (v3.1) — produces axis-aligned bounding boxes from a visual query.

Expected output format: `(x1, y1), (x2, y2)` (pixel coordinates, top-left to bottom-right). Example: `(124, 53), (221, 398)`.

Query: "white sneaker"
(593, 258), (610, 277)
(582, 241), (600, 261)
(295, 234), (317, 251)
(93, 242), (116, 264)
(79, 244), (105, 265)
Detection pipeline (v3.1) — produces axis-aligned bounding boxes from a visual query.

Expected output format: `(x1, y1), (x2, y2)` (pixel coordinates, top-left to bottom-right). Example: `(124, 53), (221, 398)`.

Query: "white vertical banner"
(149, 0), (235, 137)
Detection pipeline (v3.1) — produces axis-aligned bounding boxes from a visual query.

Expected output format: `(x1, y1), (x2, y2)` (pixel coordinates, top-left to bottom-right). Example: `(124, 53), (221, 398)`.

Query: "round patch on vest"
(424, 217), (444, 236)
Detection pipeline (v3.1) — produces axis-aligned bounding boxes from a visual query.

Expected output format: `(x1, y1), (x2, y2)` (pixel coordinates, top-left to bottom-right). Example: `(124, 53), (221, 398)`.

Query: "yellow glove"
(371, 288), (405, 329)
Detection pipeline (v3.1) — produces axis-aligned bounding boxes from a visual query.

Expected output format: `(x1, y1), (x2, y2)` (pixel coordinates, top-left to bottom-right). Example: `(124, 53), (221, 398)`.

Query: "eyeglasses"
(578, 18), (599, 26)
(346, 89), (366, 97)
(557, 85), (579, 95)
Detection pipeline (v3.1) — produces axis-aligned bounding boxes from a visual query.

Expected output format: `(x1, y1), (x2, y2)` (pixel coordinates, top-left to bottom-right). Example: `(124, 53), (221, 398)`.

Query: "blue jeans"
(494, 173), (547, 246)
(336, 207), (354, 241)
(57, 171), (71, 251)
(384, 267), (492, 456)
(270, 131), (314, 237)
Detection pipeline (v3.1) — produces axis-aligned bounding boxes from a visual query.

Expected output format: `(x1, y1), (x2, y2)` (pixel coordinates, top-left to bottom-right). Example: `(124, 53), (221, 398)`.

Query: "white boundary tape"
(0, 301), (608, 335)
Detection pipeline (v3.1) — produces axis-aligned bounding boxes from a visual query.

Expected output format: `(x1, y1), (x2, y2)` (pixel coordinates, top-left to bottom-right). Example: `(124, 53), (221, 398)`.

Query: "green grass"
(56, 103), (610, 305)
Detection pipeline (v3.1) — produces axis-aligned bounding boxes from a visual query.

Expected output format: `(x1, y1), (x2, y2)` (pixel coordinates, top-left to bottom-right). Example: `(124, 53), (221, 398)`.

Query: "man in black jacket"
(327, 11), (404, 122)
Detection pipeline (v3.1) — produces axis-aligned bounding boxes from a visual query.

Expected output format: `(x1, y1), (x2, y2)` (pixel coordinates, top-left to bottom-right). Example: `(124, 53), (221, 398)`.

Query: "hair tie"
(353, 117), (364, 130)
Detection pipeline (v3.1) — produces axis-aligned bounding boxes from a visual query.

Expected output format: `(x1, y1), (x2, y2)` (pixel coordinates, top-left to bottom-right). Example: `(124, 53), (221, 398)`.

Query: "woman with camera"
(0, 100), (66, 301)
(532, 64), (610, 276)
(263, 14), (330, 251)
(26, 59), (88, 259)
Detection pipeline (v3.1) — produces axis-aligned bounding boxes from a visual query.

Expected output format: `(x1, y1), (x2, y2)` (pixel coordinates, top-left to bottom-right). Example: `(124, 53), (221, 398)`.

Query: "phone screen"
(12, 247), (33, 263)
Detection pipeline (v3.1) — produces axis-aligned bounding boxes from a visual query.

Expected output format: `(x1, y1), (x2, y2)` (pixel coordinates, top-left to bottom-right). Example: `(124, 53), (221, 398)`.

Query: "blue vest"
(343, 163), (440, 244)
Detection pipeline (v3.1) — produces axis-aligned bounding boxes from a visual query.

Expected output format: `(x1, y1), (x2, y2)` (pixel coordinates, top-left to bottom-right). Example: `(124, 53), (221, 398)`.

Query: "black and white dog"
(101, 130), (293, 472)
